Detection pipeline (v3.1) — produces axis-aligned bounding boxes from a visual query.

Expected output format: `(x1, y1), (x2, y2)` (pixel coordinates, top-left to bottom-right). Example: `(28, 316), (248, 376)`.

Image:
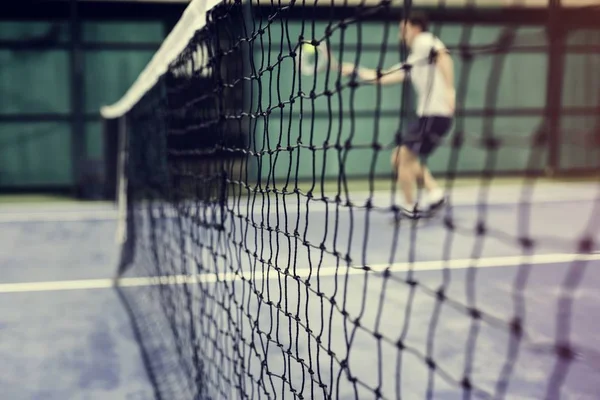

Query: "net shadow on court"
(0, 209), (156, 400)
(116, 182), (600, 400)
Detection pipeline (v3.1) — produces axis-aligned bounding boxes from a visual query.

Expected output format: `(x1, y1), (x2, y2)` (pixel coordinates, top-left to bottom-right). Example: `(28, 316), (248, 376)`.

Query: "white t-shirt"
(405, 32), (453, 118)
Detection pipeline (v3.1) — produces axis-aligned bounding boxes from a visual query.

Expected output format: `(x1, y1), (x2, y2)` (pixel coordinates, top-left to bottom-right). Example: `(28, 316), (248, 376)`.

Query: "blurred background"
(0, 0), (189, 201)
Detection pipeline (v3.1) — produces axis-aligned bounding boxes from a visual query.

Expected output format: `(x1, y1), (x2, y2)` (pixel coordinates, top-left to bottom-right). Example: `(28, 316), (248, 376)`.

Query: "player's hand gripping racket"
(298, 42), (338, 76)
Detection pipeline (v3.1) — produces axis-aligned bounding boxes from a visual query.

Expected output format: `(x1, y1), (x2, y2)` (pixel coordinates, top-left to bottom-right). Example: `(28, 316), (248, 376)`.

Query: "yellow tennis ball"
(302, 43), (316, 54)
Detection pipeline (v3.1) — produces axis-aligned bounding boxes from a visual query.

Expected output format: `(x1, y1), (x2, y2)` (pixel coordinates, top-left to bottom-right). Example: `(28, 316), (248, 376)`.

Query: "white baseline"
(1, 252), (599, 294)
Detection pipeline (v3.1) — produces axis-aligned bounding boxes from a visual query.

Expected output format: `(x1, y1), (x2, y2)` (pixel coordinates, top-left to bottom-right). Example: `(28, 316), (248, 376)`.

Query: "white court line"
(2, 252), (599, 294)
(0, 210), (118, 223)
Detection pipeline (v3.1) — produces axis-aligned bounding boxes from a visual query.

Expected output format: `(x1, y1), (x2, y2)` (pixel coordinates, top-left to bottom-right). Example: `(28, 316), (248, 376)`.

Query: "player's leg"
(397, 149), (444, 208)
(398, 145), (419, 207)
(394, 141), (437, 194)
(392, 120), (428, 216)
(416, 117), (454, 210)
(392, 144), (424, 217)
(416, 164), (437, 191)
(417, 164), (445, 208)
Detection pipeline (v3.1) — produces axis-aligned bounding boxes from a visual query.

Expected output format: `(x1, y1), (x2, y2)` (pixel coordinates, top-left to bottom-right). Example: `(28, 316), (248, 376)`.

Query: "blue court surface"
(1, 181), (599, 400)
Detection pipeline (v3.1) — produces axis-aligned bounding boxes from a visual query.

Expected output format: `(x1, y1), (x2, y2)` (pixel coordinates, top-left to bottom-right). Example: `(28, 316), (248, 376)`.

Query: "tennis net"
(102, 0), (600, 399)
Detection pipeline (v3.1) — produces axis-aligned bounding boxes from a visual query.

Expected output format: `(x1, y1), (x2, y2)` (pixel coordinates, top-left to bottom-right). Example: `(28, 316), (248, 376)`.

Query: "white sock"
(428, 188), (444, 205)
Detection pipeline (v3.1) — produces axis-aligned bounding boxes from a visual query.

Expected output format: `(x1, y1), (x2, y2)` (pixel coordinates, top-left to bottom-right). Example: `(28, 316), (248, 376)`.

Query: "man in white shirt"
(341, 12), (455, 218)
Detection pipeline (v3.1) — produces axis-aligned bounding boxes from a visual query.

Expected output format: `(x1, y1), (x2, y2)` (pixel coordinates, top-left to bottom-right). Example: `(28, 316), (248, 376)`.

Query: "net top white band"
(100, 0), (221, 119)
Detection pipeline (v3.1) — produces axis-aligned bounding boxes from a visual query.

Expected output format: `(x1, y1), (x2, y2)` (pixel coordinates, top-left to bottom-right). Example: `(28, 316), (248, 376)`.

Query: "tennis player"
(341, 12), (455, 218)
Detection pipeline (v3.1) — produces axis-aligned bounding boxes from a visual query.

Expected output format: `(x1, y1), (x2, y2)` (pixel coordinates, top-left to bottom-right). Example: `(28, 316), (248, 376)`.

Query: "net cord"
(100, 0), (221, 119)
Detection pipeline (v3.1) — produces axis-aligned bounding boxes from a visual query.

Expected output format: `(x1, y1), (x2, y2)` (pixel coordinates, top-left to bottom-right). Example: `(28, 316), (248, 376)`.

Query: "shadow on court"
(0, 211), (154, 400)
(115, 182), (600, 399)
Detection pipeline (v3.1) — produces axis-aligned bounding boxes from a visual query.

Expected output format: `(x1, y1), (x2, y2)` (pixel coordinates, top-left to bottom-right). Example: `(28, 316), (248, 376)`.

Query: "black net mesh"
(111, 1), (600, 399)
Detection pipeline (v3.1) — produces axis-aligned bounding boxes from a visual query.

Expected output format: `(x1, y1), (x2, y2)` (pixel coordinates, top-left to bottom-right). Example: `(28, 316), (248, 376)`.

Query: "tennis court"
(2, 0), (600, 399)
(1, 180), (599, 399)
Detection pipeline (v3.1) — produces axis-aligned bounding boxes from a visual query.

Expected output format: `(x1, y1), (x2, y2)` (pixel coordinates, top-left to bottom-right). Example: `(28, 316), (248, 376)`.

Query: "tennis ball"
(302, 43), (316, 54)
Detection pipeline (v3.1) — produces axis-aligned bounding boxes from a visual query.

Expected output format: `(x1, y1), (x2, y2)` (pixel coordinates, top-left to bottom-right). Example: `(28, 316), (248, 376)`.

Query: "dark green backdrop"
(0, 3), (598, 194)
(0, 21), (162, 189)
(0, 0), (184, 193)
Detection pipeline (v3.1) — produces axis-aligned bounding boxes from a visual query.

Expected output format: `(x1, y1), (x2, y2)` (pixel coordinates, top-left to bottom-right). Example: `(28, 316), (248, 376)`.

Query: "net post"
(102, 117), (119, 201)
(115, 115), (129, 246)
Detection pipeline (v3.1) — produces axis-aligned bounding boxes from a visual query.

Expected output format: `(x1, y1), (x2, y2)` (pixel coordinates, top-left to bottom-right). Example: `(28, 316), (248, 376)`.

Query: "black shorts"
(398, 116), (453, 157)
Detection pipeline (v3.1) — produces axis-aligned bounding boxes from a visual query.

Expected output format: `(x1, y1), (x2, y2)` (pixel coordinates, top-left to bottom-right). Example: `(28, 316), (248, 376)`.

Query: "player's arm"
(340, 63), (405, 85)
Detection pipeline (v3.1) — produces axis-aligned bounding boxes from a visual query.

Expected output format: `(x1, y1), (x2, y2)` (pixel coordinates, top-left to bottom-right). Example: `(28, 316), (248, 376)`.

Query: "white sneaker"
(397, 202), (420, 220)
(427, 189), (446, 211)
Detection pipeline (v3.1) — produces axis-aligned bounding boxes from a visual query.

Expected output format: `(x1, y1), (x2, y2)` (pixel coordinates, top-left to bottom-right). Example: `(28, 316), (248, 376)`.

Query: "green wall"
(0, 20), (162, 188)
(249, 19), (598, 182)
(560, 29), (600, 171)
(0, 15), (597, 190)
(0, 123), (72, 186)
